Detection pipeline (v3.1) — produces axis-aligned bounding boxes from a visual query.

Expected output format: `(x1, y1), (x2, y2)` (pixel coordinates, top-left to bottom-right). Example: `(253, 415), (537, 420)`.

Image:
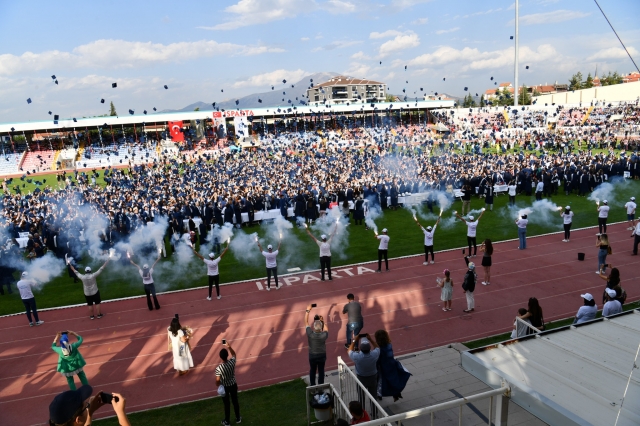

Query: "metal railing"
(337, 356), (392, 425)
(513, 316), (542, 338)
(355, 381), (512, 426)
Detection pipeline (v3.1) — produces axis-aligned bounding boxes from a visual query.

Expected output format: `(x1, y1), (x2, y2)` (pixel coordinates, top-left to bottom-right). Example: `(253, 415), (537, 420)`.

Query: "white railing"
(356, 381), (512, 426)
(337, 356), (392, 425)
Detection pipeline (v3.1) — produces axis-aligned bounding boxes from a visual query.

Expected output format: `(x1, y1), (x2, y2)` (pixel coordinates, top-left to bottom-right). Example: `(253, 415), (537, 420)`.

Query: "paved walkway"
(310, 344), (547, 426)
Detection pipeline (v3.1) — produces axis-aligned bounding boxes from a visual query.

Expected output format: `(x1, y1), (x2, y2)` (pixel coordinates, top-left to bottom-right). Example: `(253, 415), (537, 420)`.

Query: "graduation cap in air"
(143, 110), (147, 115)
(235, 100), (239, 105)
(258, 99), (262, 103)
(443, 77), (446, 81)
(211, 102), (216, 108)
(128, 109), (134, 115)
(221, 89), (224, 92)
(282, 79), (286, 84)
(271, 86), (274, 90)
(434, 92), (438, 96)
(48, 111), (52, 115)
(291, 84), (294, 88)
(73, 118), (77, 122)
(510, 36), (513, 40)
(490, 76), (494, 80)
(112, 82), (117, 88)
(54, 114), (59, 120)
(100, 98), (105, 104)
(494, 82), (497, 85)
(464, 87), (468, 91)
(526, 66), (529, 70)
(164, 85), (168, 89)
(26, 98), (32, 104)
(51, 75), (56, 80)
(420, 87), (423, 91)
(282, 91), (286, 95)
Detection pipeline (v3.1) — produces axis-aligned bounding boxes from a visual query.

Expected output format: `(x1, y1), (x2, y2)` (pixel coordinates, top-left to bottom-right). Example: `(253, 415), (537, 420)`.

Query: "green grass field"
(1, 169), (638, 316)
(93, 379), (315, 426)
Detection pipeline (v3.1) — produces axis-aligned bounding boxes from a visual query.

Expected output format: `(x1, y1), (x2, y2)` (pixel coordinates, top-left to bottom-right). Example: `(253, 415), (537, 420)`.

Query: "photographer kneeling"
(48, 385), (131, 426)
(305, 304), (328, 386)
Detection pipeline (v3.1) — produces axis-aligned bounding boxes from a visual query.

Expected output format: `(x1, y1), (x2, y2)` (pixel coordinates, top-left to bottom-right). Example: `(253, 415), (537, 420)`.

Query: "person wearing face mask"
(128, 252), (161, 311)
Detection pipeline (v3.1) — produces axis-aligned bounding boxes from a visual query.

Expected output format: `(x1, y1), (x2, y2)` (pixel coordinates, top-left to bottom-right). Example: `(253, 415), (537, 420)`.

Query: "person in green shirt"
(52, 331), (89, 390)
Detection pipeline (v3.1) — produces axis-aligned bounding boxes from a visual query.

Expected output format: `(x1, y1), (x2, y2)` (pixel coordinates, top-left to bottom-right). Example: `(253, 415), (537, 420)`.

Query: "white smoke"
(514, 199), (561, 225)
(24, 253), (66, 290)
(309, 206), (350, 260)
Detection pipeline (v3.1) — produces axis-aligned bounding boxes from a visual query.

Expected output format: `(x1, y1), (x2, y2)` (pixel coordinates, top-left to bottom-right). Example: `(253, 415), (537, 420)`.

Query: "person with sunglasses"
(48, 385), (130, 426)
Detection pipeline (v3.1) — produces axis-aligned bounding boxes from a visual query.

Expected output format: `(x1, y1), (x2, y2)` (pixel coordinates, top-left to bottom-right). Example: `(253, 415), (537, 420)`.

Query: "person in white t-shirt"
(193, 241), (229, 300)
(129, 252), (162, 310)
(455, 210), (485, 257)
(602, 288), (622, 317)
(17, 272), (44, 327)
(375, 228), (390, 272)
(414, 216), (440, 265)
(515, 214), (529, 249)
(257, 238), (281, 290)
(507, 180), (517, 206)
(597, 200), (610, 235)
(560, 206), (574, 242)
(624, 196), (636, 230)
(305, 224), (337, 281)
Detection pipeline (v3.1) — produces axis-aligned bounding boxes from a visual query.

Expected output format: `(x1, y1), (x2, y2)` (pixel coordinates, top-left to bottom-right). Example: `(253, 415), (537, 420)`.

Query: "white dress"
(168, 328), (194, 371)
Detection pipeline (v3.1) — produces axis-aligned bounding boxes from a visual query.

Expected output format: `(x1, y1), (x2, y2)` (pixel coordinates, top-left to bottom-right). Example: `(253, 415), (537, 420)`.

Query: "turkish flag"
(168, 121), (184, 142)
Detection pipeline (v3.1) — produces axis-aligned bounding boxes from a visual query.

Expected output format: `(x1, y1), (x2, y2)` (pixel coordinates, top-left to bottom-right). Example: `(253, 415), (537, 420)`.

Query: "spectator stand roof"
(461, 309), (640, 426)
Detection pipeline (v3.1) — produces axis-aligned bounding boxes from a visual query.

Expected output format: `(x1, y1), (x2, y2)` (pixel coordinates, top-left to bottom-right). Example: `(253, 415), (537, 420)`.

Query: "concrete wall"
(532, 80), (640, 105)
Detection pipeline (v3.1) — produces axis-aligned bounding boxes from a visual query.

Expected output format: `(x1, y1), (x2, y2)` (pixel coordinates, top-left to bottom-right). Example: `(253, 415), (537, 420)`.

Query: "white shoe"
(423, 262), (429, 265)
(36, 320), (44, 326)
(276, 285), (280, 290)
(595, 271), (601, 274)
(481, 281), (487, 285)
(562, 239), (567, 242)
(217, 295), (221, 300)
(430, 261), (435, 264)
(206, 296), (212, 300)
(266, 287), (271, 291)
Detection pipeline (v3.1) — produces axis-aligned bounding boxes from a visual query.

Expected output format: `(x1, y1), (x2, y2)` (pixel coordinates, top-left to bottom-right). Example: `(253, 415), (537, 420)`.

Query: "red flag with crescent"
(168, 121), (184, 142)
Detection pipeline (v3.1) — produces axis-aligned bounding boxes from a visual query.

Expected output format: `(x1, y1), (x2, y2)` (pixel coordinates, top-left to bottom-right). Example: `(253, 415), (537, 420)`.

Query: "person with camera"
(48, 385), (131, 426)
(305, 304), (329, 386)
(52, 331), (89, 390)
(347, 333), (379, 415)
(216, 340), (241, 425)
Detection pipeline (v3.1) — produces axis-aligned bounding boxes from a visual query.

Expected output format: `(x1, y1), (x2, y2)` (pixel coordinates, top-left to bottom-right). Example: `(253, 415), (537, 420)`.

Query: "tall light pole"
(514, 0), (519, 107)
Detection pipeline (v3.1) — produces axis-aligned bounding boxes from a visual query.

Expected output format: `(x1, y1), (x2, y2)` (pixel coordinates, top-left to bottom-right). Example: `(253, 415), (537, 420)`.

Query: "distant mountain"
(159, 72), (340, 113)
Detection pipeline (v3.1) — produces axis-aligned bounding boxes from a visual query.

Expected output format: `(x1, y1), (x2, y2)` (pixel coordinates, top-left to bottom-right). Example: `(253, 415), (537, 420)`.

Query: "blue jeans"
(598, 249), (608, 272)
(22, 297), (40, 323)
(518, 227), (527, 249)
(346, 322), (363, 346)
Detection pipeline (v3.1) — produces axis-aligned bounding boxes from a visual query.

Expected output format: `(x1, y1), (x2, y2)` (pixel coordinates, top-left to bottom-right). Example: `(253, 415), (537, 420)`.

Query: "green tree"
(480, 94), (485, 106)
(194, 107), (200, 111)
(462, 94), (476, 108)
(384, 94), (395, 102)
(109, 101), (117, 116)
(517, 85), (532, 105)
(568, 72), (583, 91)
(584, 73), (594, 89)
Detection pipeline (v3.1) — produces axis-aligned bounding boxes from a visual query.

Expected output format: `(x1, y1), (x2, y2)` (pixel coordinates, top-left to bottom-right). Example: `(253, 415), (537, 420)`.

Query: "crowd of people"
(2, 100), (640, 425)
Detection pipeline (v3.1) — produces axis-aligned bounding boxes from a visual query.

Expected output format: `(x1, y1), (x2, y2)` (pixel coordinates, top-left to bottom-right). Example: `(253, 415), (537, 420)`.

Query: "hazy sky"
(0, 0), (638, 123)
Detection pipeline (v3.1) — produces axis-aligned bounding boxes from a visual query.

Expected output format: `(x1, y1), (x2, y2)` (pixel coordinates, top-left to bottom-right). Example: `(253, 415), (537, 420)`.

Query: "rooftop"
(315, 75), (385, 88)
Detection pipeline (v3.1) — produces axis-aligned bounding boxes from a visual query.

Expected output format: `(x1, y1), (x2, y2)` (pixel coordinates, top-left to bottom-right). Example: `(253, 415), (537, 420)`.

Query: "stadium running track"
(1, 222), (638, 425)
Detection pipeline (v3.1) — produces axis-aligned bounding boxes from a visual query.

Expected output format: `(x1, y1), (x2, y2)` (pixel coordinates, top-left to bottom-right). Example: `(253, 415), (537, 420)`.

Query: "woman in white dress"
(168, 317), (193, 376)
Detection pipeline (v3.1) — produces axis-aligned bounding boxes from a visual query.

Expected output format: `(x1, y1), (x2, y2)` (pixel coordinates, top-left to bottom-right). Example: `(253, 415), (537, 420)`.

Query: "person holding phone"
(52, 331), (89, 390)
(305, 304), (329, 386)
(347, 333), (379, 414)
(342, 293), (363, 349)
(129, 252), (161, 310)
(48, 386), (131, 426)
(216, 340), (241, 426)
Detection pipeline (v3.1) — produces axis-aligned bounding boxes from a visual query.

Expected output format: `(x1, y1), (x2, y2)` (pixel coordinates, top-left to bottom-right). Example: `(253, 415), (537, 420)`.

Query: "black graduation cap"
(51, 75), (56, 80)
(164, 85), (168, 89)
(419, 87), (423, 91)
(128, 109), (134, 115)
(443, 77), (445, 81)
(526, 66), (529, 70)
(10, 127), (15, 132)
(291, 84), (294, 88)
(490, 76), (494, 80)
(143, 110), (147, 115)
(26, 98), (32, 104)
(235, 100), (239, 105)
(54, 114), (59, 120)
(282, 79), (286, 84)
(211, 102), (216, 107)
(510, 36), (513, 40)
(494, 82), (497, 85)
(221, 89), (223, 92)
(48, 111), (52, 115)
(434, 92), (438, 96)
(100, 98), (105, 104)
(464, 87), (468, 91)
(73, 118), (77, 122)
(55, 80), (58, 85)
(112, 82), (117, 88)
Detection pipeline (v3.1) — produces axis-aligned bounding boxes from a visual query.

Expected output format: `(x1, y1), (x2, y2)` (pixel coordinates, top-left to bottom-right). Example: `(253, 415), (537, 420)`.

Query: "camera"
(100, 392), (119, 404)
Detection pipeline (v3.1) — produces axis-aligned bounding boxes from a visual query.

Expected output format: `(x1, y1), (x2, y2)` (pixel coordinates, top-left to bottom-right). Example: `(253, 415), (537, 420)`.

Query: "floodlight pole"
(514, 0), (519, 107)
